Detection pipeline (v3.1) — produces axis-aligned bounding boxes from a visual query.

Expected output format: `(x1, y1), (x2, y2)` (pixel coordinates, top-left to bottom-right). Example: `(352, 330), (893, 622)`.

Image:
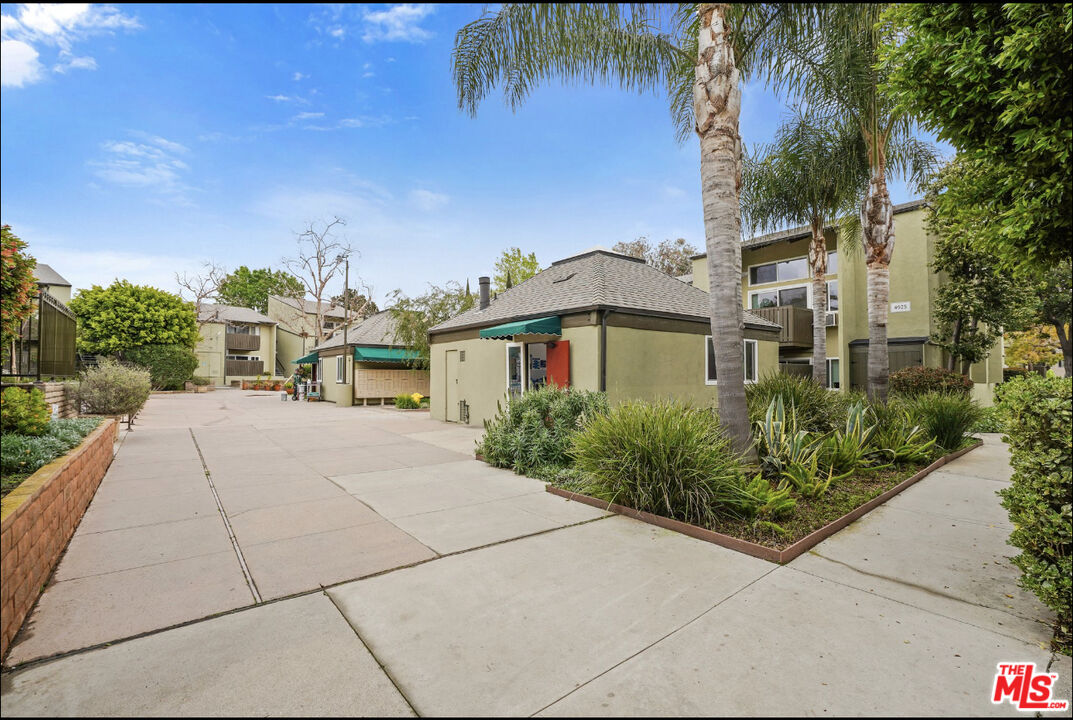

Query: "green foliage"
(742, 474), (796, 520)
(492, 247), (540, 293)
(122, 344), (199, 390)
(746, 372), (843, 433)
(394, 393), (420, 409)
(1, 225), (37, 348)
(1, 417), (101, 477)
(819, 401), (887, 475)
(899, 392), (981, 452)
(881, 3), (1071, 273)
(889, 366), (972, 397)
(610, 237), (699, 277)
(478, 385), (608, 477)
(970, 405), (1006, 434)
(69, 280), (198, 354)
(217, 266), (303, 315)
(568, 400), (754, 525)
(331, 288), (379, 319)
(1, 387), (50, 436)
(191, 375), (211, 386)
(389, 281), (475, 369)
(871, 402), (937, 464)
(753, 396), (823, 479)
(996, 375), (1072, 652)
(72, 359), (152, 417)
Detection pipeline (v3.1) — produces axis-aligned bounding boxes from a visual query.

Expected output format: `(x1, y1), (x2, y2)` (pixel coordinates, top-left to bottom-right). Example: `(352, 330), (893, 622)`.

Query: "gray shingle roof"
(312, 310), (405, 352)
(33, 263), (71, 287)
(198, 303), (276, 325)
(429, 249), (780, 334)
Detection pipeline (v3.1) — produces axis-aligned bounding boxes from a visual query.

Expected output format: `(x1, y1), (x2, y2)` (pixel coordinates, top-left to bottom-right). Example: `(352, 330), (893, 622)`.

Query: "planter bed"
(545, 440), (982, 565)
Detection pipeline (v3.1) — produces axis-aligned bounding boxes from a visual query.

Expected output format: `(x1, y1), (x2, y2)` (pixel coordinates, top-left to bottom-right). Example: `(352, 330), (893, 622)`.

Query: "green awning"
(294, 352), (318, 364)
(353, 347), (420, 363)
(478, 316), (561, 340)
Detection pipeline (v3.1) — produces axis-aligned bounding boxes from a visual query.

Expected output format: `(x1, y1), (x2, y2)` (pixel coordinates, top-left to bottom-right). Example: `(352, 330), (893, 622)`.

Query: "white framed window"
(226, 354), (260, 361)
(827, 358), (841, 390)
(826, 250), (838, 276)
(706, 338), (758, 385)
(227, 323), (260, 335)
(748, 283), (811, 310)
(748, 256), (808, 286)
(826, 279), (839, 312)
(336, 355), (346, 383)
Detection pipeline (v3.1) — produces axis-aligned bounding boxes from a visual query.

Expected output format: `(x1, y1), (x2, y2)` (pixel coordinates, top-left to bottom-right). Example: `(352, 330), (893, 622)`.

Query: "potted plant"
(285, 381), (294, 395)
(242, 380), (250, 390)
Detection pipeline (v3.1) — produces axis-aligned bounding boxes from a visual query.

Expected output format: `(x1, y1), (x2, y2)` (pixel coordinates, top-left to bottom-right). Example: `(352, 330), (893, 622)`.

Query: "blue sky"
(1, 3), (934, 305)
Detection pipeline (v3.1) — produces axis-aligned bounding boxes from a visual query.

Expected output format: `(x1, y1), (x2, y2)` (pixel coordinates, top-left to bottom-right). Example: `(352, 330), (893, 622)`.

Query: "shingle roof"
(268, 294), (347, 319)
(430, 249), (780, 334)
(33, 263), (71, 287)
(198, 303), (276, 325)
(691, 199), (927, 258)
(312, 310), (405, 352)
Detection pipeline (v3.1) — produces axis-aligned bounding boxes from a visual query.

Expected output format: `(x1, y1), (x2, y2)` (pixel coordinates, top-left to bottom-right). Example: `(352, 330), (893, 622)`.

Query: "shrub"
(1, 387), (51, 436)
(72, 359), (151, 417)
(899, 392), (981, 452)
(746, 372), (842, 433)
(1, 417), (101, 476)
(478, 385), (608, 476)
(395, 393), (420, 409)
(889, 366), (972, 397)
(870, 402), (936, 464)
(996, 375), (1072, 652)
(819, 401), (887, 474)
(123, 344), (199, 390)
(568, 400), (753, 526)
(191, 375), (211, 387)
(970, 405), (1005, 433)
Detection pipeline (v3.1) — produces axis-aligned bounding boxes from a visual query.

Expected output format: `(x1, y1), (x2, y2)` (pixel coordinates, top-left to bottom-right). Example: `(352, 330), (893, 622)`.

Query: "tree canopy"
(69, 280), (199, 354)
(881, 3), (1072, 272)
(611, 236), (698, 276)
(331, 289), (379, 319)
(217, 266), (303, 314)
(492, 248), (540, 293)
(1, 225), (37, 347)
(389, 282), (475, 369)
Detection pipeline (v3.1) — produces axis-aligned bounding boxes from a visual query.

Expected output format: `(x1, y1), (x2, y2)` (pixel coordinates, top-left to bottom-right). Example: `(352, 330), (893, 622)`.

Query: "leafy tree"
(389, 282), (475, 369)
(924, 160), (1035, 373)
(452, 3), (820, 455)
(331, 288), (379, 319)
(1005, 326), (1064, 374)
(1, 225), (37, 348)
(1032, 260), (1072, 377)
(881, 3), (1072, 274)
(611, 237), (699, 276)
(741, 110), (867, 386)
(492, 248), (540, 293)
(217, 266), (303, 315)
(69, 281), (198, 354)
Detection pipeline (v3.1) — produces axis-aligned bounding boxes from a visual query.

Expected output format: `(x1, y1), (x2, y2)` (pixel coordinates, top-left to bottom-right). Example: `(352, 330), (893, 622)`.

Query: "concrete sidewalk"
(1, 394), (1064, 716)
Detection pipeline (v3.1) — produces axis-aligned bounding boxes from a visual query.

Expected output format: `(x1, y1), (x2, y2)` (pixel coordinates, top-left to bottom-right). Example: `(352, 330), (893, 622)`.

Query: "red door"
(546, 340), (570, 388)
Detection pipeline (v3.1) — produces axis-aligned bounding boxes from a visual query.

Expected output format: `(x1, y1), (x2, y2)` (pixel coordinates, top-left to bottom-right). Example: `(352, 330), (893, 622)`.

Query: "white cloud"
(409, 189), (448, 212)
(362, 4), (434, 43)
(295, 111), (324, 120)
(1, 39), (43, 86)
(266, 93), (308, 104)
(0, 3), (139, 86)
(292, 71), (307, 81)
(31, 246), (208, 295)
(90, 133), (193, 204)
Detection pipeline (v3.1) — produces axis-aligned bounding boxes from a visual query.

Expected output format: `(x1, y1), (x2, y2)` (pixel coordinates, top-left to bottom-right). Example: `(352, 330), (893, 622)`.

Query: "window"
(749, 257), (808, 285)
(226, 354), (260, 361)
(827, 250), (837, 275)
(226, 324), (259, 335)
(827, 280), (839, 311)
(749, 285), (810, 309)
(336, 355), (346, 383)
(706, 338), (758, 385)
(827, 358), (840, 390)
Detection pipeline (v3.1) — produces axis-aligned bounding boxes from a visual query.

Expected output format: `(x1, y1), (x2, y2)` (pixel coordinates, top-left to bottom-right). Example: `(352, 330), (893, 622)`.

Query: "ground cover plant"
(996, 375), (1072, 653)
(1, 417), (101, 498)
(394, 392), (422, 409)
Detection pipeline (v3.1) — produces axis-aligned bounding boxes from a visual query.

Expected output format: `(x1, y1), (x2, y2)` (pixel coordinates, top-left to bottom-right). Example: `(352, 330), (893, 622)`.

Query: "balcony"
(225, 332), (261, 351)
(225, 359), (265, 377)
(751, 305), (814, 348)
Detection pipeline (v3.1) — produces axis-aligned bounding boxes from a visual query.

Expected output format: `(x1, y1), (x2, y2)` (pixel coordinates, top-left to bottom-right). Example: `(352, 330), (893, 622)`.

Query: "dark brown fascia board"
(429, 305), (780, 339)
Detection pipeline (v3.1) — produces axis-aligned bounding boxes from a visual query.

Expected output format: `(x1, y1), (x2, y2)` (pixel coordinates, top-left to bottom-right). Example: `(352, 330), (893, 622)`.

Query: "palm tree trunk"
(695, 3), (751, 456)
(861, 165), (894, 403)
(808, 219), (828, 388)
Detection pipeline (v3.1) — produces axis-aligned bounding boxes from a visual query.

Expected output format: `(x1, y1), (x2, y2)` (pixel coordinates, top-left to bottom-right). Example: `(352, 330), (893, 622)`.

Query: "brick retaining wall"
(0, 419), (118, 660)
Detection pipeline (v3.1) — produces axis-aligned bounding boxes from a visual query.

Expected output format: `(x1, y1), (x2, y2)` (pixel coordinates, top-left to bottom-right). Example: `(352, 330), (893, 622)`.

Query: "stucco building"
(195, 304), (278, 386)
(266, 294), (347, 378)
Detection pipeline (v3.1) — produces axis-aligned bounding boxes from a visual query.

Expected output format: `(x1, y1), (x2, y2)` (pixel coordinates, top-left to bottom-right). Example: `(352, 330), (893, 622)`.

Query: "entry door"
(445, 350), (460, 422)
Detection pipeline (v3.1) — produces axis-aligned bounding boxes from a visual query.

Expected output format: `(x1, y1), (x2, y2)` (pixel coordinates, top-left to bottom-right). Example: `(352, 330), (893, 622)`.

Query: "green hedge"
(889, 366), (973, 396)
(996, 375), (1072, 653)
(123, 344), (199, 390)
(1, 386), (50, 436)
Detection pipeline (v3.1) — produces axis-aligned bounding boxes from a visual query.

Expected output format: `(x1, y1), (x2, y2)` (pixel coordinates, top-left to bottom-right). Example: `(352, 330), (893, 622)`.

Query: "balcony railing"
(225, 359), (265, 377)
(751, 305), (814, 348)
(225, 332), (261, 351)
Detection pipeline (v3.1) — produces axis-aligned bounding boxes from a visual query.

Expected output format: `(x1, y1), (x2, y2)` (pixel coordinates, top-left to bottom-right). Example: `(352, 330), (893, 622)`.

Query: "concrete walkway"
(1, 394), (1065, 716)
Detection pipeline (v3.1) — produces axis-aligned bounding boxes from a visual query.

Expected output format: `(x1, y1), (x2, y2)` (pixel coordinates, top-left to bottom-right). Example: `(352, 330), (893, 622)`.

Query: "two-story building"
(195, 304), (278, 386)
(689, 200), (1003, 403)
(266, 294), (347, 378)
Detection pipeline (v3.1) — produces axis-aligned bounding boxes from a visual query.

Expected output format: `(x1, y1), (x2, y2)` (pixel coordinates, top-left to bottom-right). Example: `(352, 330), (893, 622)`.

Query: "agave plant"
(755, 396), (821, 475)
(820, 400), (890, 474)
(871, 404), (937, 464)
(743, 473), (797, 519)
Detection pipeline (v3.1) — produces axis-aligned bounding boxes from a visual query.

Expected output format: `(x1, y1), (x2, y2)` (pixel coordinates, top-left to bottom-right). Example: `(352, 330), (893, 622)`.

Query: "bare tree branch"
(176, 261), (227, 328)
(280, 217), (355, 344)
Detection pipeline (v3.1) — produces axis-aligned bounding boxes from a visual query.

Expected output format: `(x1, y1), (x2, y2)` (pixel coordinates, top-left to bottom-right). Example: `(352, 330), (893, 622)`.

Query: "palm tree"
(741, 110), (867, 387)
(771, 4), (937, 402)
(452, 3), (819, 454)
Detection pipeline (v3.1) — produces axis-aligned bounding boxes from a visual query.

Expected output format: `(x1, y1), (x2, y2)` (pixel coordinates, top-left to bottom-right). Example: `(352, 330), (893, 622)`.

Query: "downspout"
(600, 309), (613, 392)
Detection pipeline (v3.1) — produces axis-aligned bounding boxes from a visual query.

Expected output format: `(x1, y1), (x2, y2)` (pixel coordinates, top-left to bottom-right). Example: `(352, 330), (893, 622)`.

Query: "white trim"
(826, 279), (839, 314)
(826, 357), (841, 390)
(705, 337), (759, 385)
(336, 355), (346, 384)
(747, 282), (813, 310)
(746, 255), (809, 286)
(505, 342), (525, 396)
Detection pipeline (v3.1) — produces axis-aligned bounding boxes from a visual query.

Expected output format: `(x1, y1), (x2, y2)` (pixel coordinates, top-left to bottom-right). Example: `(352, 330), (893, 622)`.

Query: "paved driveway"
(1, 393), (1066, 716)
